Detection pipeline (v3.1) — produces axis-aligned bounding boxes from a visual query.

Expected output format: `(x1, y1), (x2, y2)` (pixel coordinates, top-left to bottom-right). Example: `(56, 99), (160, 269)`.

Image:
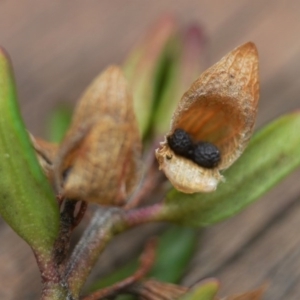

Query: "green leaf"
(149, 225), (198, 283)
(123, 15), (177, 137)
(46, 106), (72, 143)
(162, 113), (300, 226)
(124, 22), (208, 139)
(0, 48), (60, 255)
(179, 279), (219, 300)
(88, 261), (138, 292)
(153, 25), (207, 135)
(150, 36), (181, 135)
(87, 225), (197, 293)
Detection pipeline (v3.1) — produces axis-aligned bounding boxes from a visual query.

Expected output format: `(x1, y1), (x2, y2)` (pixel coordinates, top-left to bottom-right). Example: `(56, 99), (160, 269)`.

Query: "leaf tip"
(0, 46), (9, 58)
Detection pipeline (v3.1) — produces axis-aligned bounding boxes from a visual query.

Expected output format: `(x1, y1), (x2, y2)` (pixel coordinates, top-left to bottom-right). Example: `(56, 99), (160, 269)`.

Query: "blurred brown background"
(1, 0), (300, 299)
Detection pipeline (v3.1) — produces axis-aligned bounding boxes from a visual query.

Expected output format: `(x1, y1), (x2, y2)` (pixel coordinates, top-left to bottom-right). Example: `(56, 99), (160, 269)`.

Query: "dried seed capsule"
(156, 42), (259, 193)
(192, 142), (220, 168)
(53, 66), (142, 205)
(167, 129), (193, 158)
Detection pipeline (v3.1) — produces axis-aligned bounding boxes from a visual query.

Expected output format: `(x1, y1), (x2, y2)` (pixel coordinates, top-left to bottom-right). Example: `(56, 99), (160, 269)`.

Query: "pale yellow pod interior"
(156, 143), (223, 193)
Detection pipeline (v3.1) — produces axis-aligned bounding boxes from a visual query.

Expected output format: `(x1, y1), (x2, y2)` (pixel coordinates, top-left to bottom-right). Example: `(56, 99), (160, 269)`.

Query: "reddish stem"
(34, 250), (70, 300)
(72, 201), (88, 229)
(53, 200), (77, 266)
(65, 204), (168, 298)
(82, 238), (157, 300)
(125, 168), (163, 210)
(125, 140), (166, 210)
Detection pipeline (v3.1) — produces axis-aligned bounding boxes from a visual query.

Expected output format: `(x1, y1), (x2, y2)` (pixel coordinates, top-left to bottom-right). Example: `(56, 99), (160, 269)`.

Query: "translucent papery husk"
(156, 42), (259, 193)
(129, 279), (188, 300)
(130, 278), (220, 300)
(53, 66), (142, 205)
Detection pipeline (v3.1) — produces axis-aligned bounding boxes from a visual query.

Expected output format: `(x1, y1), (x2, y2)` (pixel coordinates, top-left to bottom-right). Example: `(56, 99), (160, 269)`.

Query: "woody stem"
(65, 204), (168, 298)
(81, 238), (157, 300)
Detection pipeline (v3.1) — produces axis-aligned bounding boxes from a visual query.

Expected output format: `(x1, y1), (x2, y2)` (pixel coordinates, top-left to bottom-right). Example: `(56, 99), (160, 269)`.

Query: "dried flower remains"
(156, 42), (259, 193)
(32, 66), (142, 206)
(31, 42), (259, 204)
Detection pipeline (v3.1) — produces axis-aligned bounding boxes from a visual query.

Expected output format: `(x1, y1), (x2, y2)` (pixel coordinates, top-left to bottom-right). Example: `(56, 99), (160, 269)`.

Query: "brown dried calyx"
(32, 66), (142, 206)
(30, 134), (58, 181)
(128, 279), (265, 300)
(156, 42), (259, 193)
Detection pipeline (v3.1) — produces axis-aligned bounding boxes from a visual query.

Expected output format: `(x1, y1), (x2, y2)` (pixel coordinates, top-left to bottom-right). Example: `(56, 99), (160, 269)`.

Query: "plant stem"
(54, 200), (77, 266)
(41, 284), (70, 300)
(82, 238), (157, 300)
(34, 250), (70, 300)
(65, 204), (167, 298)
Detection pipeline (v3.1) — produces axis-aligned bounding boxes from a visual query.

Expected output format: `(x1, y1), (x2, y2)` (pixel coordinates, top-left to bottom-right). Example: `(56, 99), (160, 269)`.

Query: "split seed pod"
(53, 66), (141, 205)
(156, 42), (259, 193)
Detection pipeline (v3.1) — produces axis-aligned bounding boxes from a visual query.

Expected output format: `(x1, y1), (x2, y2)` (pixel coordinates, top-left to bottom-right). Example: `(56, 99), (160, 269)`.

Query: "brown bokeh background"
(1, 1), (300, 299)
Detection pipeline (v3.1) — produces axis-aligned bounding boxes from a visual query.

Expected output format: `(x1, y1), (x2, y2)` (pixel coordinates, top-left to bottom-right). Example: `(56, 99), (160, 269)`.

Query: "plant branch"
(73, 201), (88, 229)
(125, 143), (165, 210)
(53, 200), (77, 266)
(125, 169), (163, 210)
(37, 199), (87, 300)
(65, 203), (168, 298)
(82, 238), (157, 300)
(34, 250), (70, 300)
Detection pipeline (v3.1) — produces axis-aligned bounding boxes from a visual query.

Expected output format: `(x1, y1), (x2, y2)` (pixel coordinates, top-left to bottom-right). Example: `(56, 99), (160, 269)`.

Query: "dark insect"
(192, 142), (221, 168)
(167, 129), (193, 159)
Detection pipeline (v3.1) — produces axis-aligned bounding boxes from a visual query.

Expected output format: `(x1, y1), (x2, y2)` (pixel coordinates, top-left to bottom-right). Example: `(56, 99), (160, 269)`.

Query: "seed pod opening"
(156, 42), (259, 193)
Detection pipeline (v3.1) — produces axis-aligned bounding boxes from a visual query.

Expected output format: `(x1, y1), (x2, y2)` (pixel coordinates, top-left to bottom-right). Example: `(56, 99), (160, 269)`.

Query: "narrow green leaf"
(179, 279), (219, 300)
(153, 25), (208, 135)
(149, 225), (198, 283)
(123, 15), (177, 137)
(151, 36), (181, 134)
(88, 261), (138, 292)
(88, 225), (197, 292)
(163, 113), (300, 226)
(46, 106), (72, 143)
(0, 48), (60, 254)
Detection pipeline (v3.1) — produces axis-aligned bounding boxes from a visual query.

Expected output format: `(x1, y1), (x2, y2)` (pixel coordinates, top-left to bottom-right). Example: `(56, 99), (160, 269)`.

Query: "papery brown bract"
(222, 285), (265, 300)
(130, 279), (188, 300)
(30, 134), (58, 180)
(156, 42), (259, 193)
(53, 66), (142, 205)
